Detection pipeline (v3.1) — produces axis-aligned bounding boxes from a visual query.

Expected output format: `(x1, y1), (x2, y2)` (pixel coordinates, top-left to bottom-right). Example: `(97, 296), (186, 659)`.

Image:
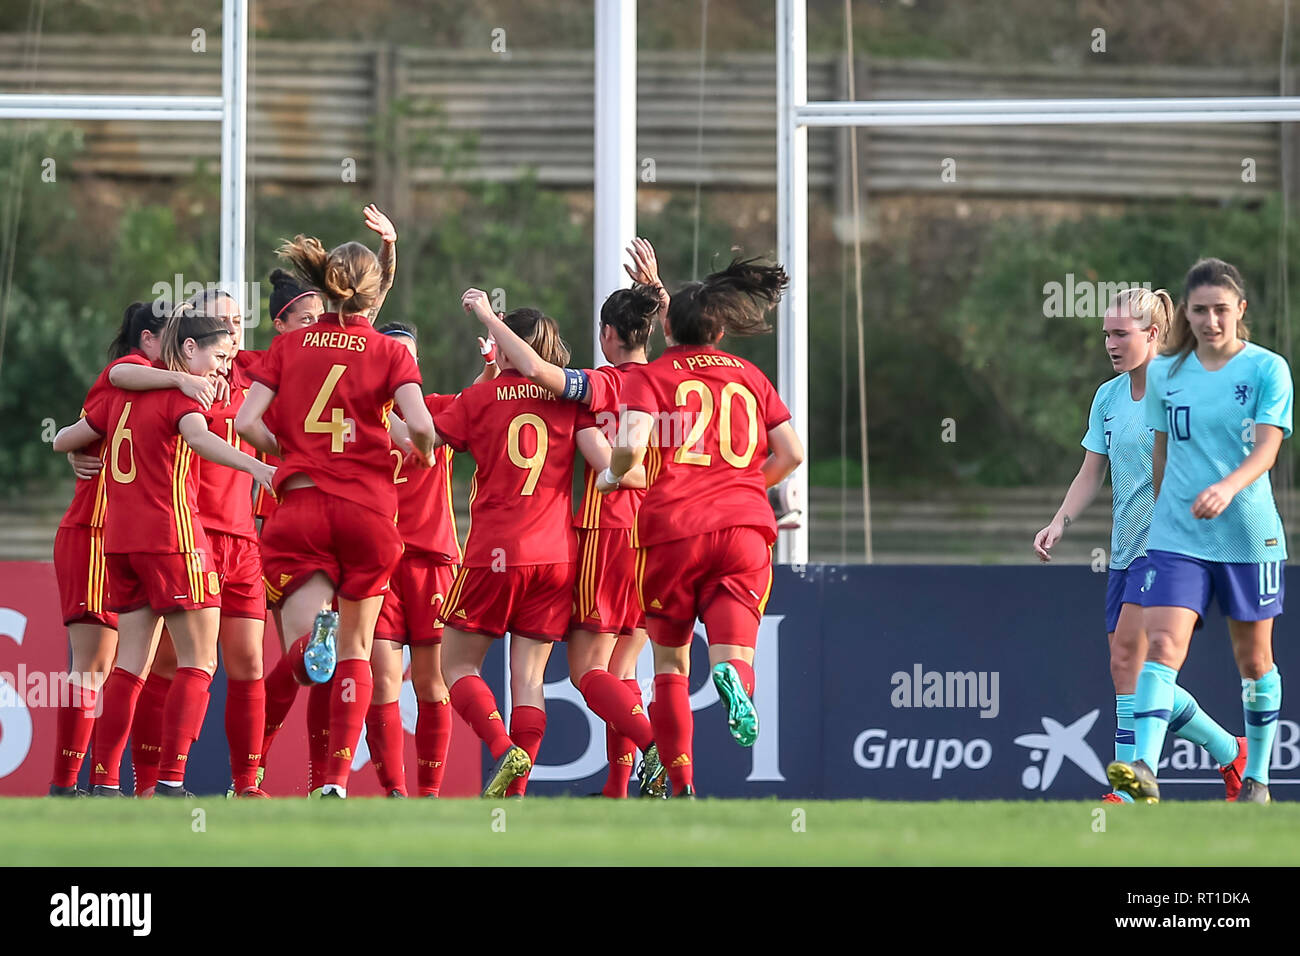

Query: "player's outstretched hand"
(363, 204), (397, 243)
(461, 288), (494, 321)
(178, 374), (218, 410)
(624, 237), (661, 287)
(1032, 520), (1063, 562)
(1191, 481), (1234, 520)
(67, 452), (102, 480)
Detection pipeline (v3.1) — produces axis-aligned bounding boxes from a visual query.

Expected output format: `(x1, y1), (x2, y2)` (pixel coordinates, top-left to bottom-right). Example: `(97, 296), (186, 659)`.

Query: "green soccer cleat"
(711, 662), (758, 747)
(1107, 759), (1160, 804)
(481, 745), (531, 799)
(226, 765), (267, 799)
(637, 743), (669, 798)
(674, 785), (697, 799)
(1236, 778), (1272, 804)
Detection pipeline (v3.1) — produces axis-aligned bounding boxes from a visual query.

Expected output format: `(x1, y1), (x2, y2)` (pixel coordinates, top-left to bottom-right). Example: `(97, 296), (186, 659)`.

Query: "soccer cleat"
(637, 743), (669, 798)
(481, 745), (531, 799)
(1106, 759), (1159, 804)
(153, 783), (195, 798)
(90, 785), (126, 797)
(387, 789), (407, 799)
(226, 766), (268, 800)
(236, 787), (271, 799)
(711, 662), (759, 747)
(1100, 792), (1127, 804)
(674, 785), (697, 799)
(1236, 778), (1271, 804)
(319, 787), (345, 799)
(48, 784), (85, 798)
(303, 610), (339, 684)
(137, 786), (156, 800)
(1220, 736), (1248, 802)
(308, 787), (324, 799)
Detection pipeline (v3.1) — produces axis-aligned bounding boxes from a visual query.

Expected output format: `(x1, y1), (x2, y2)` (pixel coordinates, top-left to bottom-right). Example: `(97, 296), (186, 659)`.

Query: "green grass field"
(2, 798), (1295, 866)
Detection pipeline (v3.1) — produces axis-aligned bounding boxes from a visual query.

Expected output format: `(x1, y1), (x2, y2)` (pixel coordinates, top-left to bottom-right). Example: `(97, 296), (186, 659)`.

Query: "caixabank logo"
(1015, 709), (1300, 797)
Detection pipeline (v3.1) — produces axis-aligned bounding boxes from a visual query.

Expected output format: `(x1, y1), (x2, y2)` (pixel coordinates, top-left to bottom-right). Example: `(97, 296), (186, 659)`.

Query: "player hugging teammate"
(46, 215), (804, 799)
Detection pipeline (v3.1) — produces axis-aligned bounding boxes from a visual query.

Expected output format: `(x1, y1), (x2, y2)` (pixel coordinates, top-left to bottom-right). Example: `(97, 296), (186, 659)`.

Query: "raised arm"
(461, 288), (579, 400)
(364, 204), (397, 321)
(624, 237), (669, 328)
(234, 381), (281, 457)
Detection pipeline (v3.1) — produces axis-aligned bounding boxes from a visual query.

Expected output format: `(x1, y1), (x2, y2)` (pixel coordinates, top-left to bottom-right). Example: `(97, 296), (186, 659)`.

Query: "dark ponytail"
(666, 258), (787, 346)
(600, 283), (659, 350)
(268, 267), (314, 322)
(108, 300), (168, 360)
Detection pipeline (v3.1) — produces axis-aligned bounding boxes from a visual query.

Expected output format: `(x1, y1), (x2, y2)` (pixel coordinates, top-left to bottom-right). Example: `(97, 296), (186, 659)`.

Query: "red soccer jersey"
(101, 388), (211, 555)
(393, 393), (460, 562)
(248, 314), (421, 519)
(61, 351), (152, 530)
(235, 349), (280, 518)
(621, 345), (790, 547)
(573, 362), (646, 530)
(195, 356), (256, 540)
(433, 371), (596, 568)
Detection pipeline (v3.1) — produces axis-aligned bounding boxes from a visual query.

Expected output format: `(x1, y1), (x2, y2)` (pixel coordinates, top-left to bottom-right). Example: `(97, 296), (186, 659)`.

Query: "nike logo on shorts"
(1260, 597), (1277, 606)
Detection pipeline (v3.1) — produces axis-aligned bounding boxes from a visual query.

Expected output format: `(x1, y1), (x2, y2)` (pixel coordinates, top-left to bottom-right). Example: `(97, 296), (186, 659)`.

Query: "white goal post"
(775, 0), (1300, 565)
(0, 0), (248, 336)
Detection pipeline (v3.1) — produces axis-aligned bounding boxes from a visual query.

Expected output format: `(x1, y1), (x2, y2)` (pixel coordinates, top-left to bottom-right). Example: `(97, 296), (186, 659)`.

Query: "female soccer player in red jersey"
(251, 268), (323, 523)
(365, 322), (498, 797)
(251, 209), (397, 793)
(434, 297), (624, 798)
(466, 241), (667, 797)
(112, 288), (270, 796)
(53, 306), (275, 796)
(47, 301), (221, 796)
(237, 231), (433, 799)
(604, 259), (805, 797)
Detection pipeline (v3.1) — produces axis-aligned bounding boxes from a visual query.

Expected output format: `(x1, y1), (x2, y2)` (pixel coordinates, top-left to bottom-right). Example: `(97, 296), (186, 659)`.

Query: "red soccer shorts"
(637, 526), (773, 648)
(438, 562), (575, 642)
(377, 553), (458, 646)
(260, 486), (403, 605)
(572, 527), (643, 636)
(107, 550), (221, 615)
(208, 531), (266, 620)
(53, 525), (118, 628)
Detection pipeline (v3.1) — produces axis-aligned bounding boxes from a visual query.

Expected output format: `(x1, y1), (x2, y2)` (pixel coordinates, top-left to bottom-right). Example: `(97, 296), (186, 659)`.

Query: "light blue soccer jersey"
(1082, 373), (1154, 570)
(1144, 342), (1293, 563)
